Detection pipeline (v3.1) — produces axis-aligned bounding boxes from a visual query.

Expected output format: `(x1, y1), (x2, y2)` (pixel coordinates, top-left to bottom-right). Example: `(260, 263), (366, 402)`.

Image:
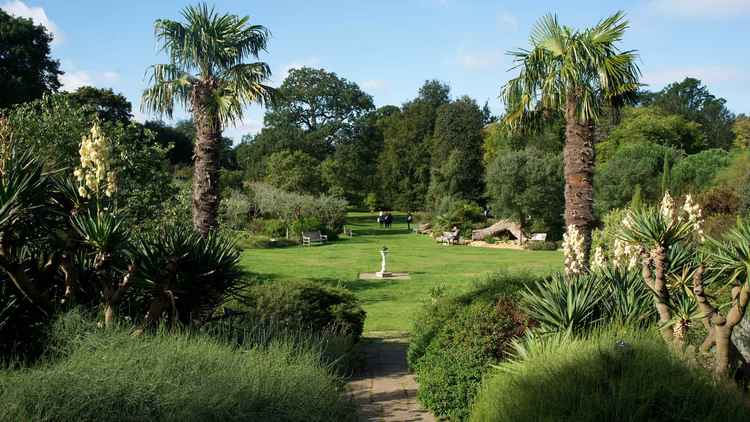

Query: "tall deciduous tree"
(641, 78), (735, 149)
(266, 67), (373, 140)
(0, 9), (62, 109)
(427, 96), (485, 207)
(142, 3), (272, 235)
(66, 86), (133, 123)
(501, 12), (640, 266)
(378, 80), (450, 210)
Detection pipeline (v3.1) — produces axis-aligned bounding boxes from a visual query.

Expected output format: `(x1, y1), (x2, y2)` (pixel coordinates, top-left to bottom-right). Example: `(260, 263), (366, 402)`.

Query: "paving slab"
(347, 337), (435, 421)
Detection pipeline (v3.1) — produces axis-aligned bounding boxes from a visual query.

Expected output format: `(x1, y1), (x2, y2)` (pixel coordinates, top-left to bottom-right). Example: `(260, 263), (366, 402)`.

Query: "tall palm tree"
(502, 11), (640, 267)
(142, 3), (272, 235)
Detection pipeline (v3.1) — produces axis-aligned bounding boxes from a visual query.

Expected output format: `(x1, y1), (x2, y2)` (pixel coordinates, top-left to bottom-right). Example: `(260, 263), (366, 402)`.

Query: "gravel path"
(347, 337), (436, 422)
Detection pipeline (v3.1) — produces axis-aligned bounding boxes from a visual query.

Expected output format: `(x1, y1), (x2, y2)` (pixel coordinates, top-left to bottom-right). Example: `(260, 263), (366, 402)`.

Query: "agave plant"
(520, 273), (604, 333)
(134, 224), (242, 329)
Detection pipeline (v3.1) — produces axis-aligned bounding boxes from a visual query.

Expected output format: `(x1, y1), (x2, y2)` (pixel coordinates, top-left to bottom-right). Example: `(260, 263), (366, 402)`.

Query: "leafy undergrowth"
(470, 326), (750, 422)
(0, 311), (356, 422)
(408, 272), (537, 420)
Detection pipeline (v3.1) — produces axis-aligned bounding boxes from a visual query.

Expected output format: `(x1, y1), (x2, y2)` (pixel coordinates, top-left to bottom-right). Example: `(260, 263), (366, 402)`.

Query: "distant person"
(378, 210), (384, 228)
(385, 213), (392, 229)
(483, 207), (492, 219)
(406, 212), (413, 230)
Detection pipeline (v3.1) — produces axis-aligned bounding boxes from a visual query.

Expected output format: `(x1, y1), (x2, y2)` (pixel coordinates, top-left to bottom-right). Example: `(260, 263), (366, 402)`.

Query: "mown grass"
(469, 326), (750, 422)
(0, 311), (356, 422)
(240, 212), (562, 333)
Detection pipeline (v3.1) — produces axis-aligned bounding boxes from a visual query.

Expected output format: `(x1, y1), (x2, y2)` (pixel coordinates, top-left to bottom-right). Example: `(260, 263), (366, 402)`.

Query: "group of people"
(377, 211), (394, 228)
(377, 211), (415, 230)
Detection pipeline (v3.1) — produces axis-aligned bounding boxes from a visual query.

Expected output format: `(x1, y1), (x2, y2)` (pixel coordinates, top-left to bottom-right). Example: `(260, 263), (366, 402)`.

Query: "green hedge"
(470, 327), (750, 422)
(408, 272), (537, 420)
(0, 312), (356, 422)
(242, 280), (366, 341)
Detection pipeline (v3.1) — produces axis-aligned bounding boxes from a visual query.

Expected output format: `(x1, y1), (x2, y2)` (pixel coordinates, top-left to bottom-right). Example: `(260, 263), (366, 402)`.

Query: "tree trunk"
(104, 303), (114, 328)
(563, 96), (595, 267)
(714, 283), (750, 376)
(191, 81), (221, 236)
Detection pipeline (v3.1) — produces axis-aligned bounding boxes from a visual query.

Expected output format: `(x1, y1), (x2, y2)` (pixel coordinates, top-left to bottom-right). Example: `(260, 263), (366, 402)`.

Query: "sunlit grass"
(241, 212), (562, 332)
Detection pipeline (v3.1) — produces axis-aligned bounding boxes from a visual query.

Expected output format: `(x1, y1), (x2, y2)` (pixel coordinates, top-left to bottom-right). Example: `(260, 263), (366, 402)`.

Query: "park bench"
(302, 230), (328, 246)
(439, 230), (460, 246)
(530, 233), (547, 241)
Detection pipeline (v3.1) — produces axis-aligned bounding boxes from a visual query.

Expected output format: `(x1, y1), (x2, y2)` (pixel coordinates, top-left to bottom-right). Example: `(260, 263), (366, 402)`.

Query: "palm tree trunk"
(563, 96), (595, 267)
(192, 82), (221, 236)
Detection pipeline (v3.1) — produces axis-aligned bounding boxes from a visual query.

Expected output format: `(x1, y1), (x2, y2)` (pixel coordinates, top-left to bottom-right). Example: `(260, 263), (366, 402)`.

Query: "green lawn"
(240, 212), (562, 333)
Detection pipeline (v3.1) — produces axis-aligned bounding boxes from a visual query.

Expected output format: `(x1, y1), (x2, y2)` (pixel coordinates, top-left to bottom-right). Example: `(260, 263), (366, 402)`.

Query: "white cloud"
(642, 65), (745, 88)
(497, 12), (519, 31)
(275, 57), (321, 85)
(456, 49), (506, 71)
(59, 70), (91, 91)
(649, 0), (750, 18)
(59, 64), (121, 91)
(101, 71), (120, 83)
(1, 0), (63, 43)
(361, 79), (387, 91)
(224, 117), (264, 141)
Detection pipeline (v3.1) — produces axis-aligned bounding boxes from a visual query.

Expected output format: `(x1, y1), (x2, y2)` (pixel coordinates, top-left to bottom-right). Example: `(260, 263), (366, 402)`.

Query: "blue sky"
(3, 0), (749, 142)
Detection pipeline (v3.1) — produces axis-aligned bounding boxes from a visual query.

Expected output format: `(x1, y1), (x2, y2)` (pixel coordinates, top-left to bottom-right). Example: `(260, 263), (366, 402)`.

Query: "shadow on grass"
(348, 228), (413, 236)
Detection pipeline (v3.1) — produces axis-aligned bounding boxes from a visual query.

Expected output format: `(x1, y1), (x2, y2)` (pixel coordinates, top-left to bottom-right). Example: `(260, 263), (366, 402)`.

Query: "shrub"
(524, 240), (557, 251)
(520, 273), (603, 333)
(415, 299), (531, 420)
(409, 272), (537, 420)
(0, 311), (356, 422)
(133, 225), (244, 327)
(431, 197), (484, 237)
(469, 327), (750, 422)
(240, 280), (366, 341)
(219, 189), (252, 230)
(595, 142), (682, 213)
(520, 271), (655, 334)
(670, 148), (730, 195)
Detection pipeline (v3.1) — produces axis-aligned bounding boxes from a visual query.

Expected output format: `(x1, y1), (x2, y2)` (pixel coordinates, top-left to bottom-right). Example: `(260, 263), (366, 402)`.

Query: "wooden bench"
(302, 230), (328, 246)
(439, 231), (460, 246)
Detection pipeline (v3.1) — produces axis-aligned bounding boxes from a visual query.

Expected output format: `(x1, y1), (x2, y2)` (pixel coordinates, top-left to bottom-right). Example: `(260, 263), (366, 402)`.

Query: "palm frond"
(142, 3), (272, 125)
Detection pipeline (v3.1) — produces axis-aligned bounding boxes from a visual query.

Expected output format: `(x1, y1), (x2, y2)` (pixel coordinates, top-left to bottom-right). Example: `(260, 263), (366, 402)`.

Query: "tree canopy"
(641, 77), (735, 149)
(66, 86), (133, 123)
(0, 9), (62, 109)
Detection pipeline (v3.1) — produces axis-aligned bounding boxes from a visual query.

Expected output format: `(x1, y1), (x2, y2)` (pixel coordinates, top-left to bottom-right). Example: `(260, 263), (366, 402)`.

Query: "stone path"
(348, 337), (436, 422)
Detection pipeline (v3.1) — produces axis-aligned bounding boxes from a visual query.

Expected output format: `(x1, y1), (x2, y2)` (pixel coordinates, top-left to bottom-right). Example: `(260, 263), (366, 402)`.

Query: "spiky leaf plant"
(134, 224), (243, 328)
(520, 273), (604, 333)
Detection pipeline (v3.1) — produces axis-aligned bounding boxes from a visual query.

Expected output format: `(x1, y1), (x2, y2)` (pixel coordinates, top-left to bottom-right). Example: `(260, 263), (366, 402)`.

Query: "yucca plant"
(596, 266), (655, 327)
(133, 224), (243, 330)
(520, 273), (604, 333)
(617, 200), (696, 343)
(0, 130), (57, 311)
(71, 209), (133, 327)
(701, 220), (750, 376)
